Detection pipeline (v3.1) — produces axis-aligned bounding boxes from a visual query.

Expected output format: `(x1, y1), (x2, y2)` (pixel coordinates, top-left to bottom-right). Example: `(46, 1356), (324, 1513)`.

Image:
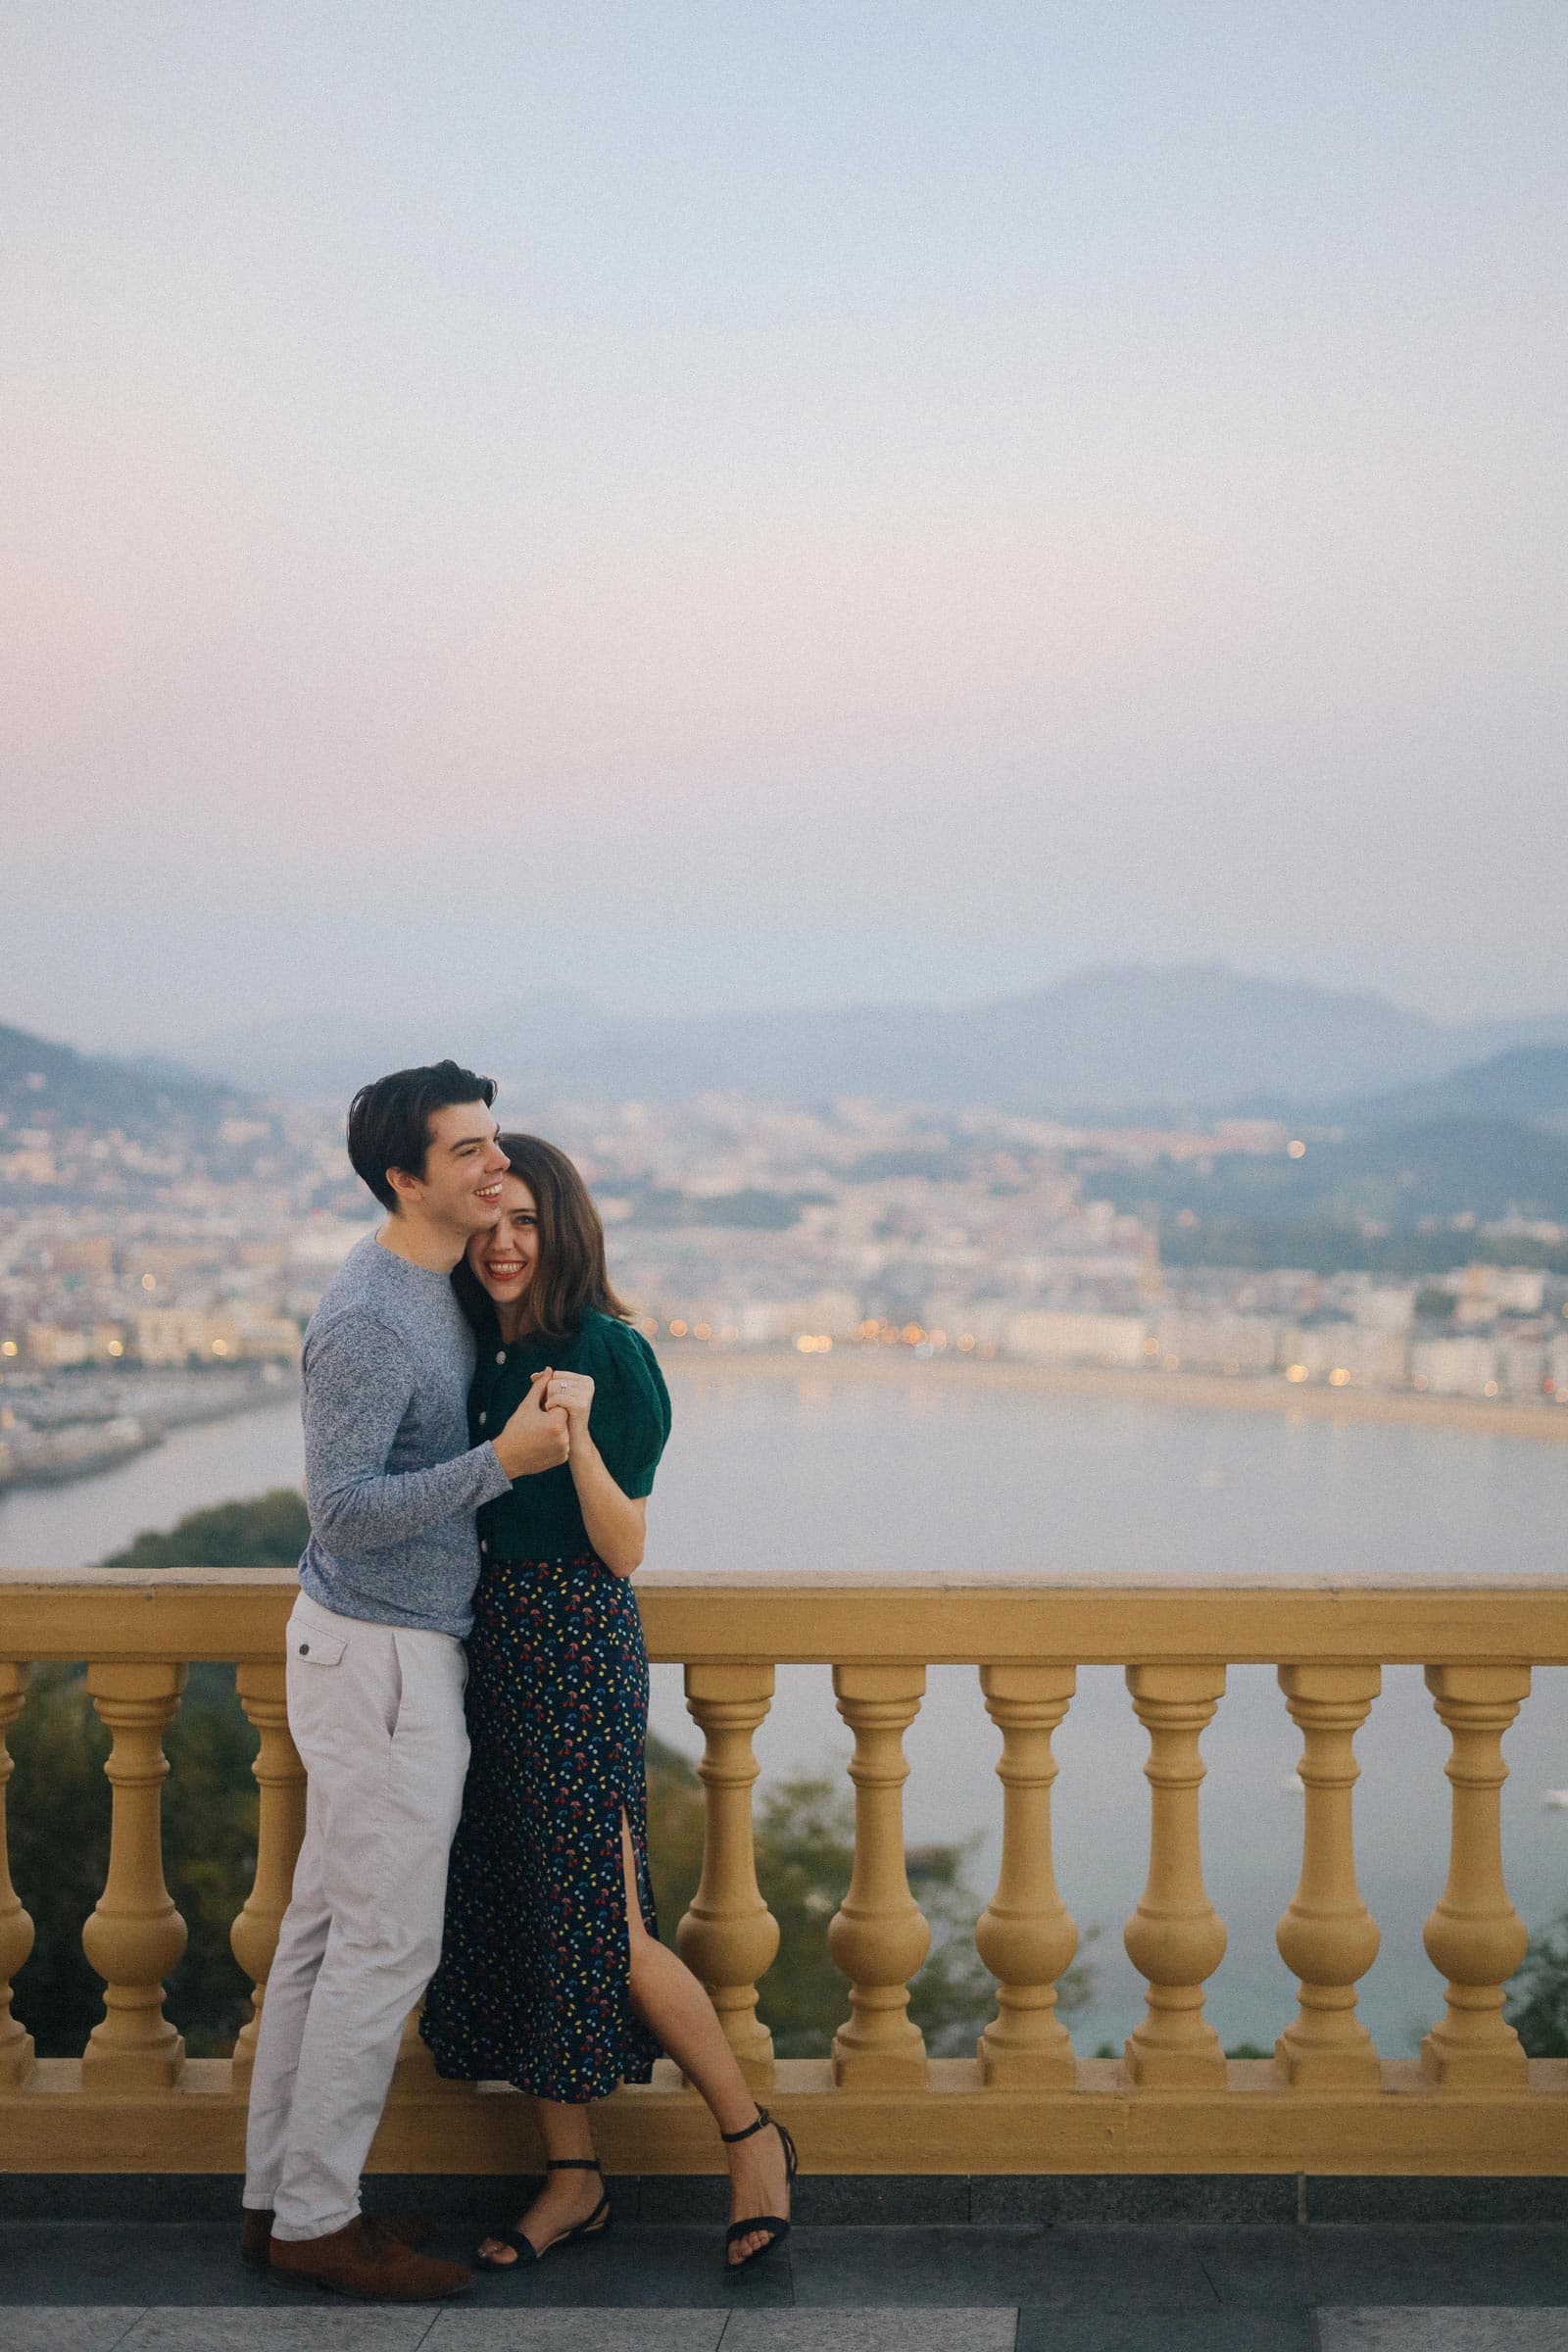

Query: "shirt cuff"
(473, 1441), (512, 1506)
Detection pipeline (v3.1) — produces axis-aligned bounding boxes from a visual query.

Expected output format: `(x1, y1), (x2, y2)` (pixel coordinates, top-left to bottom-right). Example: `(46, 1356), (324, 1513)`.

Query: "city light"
(1285, 1364), (1310, 1383)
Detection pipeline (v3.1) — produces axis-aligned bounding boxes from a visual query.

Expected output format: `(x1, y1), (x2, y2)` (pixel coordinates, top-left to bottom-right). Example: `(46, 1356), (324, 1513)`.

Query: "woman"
(421, 1134), (796, 2274)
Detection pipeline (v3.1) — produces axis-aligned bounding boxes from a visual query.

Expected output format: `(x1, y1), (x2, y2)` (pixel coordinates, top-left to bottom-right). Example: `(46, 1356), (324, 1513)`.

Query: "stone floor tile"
(724, 2315), (1016, 2352)
(427, 2313), (725, 2350)
(114, 2313), (438, 2350)
(1318, 2313), (1568, 2350)
(1307, 2181), (1568, 2226)
(787, 2223), (1217, 2310)
(1189, 2225), (1313, 2311)
(790, 2180), (971, 2229)
(1306, 2228), (1568, 2309)
(457, 2227), (791, 2310)
(1014, 2224), (1224, 2311)
(0, 2314), (147, 2352)
(786, 2227), (1038, 2308)
(972, 2176), (1296, 2226)
(1013, 2314), (1312, 2352)
(0, 2226), (380, 2309)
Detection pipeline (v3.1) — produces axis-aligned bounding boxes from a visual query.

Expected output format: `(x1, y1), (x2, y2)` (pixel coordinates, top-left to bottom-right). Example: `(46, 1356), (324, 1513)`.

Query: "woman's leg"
(618, 1818), (790, 2265)
(477, 2096), (606, 2265)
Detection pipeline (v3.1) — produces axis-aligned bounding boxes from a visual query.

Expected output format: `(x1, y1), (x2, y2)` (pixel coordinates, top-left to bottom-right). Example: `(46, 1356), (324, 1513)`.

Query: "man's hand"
(491, 1368), (570, 1478)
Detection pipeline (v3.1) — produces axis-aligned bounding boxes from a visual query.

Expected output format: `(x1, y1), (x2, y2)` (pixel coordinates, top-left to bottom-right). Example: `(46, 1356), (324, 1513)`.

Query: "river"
(3, 1362), (1564, 2056)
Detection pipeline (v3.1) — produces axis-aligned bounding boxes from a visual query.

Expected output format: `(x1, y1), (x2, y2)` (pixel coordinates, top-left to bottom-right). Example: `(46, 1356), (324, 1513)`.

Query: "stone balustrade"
(0, 1566), (1563, 2177)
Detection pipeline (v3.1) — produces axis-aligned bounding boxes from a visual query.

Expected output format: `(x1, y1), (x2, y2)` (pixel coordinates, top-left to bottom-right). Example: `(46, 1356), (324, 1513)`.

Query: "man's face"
(390, 1102), (508, 1234)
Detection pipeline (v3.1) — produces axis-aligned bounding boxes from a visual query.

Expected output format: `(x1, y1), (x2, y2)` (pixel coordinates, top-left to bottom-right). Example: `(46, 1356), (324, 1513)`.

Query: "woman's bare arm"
(543, 1368), (648, 1576)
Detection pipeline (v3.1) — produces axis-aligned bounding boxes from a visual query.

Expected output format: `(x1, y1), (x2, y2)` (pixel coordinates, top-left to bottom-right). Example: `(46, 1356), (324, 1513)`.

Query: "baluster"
(1420, 1663), (1531, 2087)
(1123, 1663), (1227, 2086)
(0, 1663), (35, 2085)
(976, 1663), (1078, 2086)
(81, 1662), (188, 2089)
(229, 1663), (306, 2090)
(1274, 1664), (1382, 2086)
(828, 1664), (930, 2086)
(676, 1664), (779, 2086)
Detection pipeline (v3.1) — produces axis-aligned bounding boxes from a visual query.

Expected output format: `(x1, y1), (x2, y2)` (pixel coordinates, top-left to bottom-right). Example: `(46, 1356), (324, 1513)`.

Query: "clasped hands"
(490, 1367), (594, 1479)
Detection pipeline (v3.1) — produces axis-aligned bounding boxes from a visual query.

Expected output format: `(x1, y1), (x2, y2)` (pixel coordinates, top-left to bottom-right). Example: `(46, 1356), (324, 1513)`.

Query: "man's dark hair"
(346, 1061), (497, 1211)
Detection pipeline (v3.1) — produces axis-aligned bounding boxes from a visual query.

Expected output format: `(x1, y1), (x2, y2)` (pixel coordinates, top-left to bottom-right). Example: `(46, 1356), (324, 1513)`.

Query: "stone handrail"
(1, 1567), (1564, 2178)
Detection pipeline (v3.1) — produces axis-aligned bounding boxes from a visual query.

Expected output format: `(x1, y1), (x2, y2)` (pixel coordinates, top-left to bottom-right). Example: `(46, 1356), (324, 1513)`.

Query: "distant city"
(4, 989), (1568, 1494)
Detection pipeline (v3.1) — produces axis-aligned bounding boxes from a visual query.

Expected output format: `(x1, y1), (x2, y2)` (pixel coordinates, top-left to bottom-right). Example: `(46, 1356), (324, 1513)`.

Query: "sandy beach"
(662, 1342), (1568, 1444)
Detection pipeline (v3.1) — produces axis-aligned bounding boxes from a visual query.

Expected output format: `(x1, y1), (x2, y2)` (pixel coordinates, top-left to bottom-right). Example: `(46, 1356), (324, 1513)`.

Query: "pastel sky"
(3, 2), (1564, 1051)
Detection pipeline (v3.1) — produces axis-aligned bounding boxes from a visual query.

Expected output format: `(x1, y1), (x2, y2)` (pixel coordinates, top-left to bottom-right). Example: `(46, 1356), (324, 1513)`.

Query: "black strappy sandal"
(721, 2104), (798, 2274)
(474, 2157), (612, 2271)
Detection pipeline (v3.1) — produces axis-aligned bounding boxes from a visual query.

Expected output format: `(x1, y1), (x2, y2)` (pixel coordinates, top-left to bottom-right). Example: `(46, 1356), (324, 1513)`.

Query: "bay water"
(3, 1363), (1564, 2056)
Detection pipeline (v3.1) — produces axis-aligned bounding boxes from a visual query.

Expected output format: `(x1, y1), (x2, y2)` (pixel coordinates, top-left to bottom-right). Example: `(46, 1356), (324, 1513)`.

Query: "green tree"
(1504, 1915), (1568, 2057)
(647, 1747), (1096, 2058)
(104, 1487), (310, 1569)
(9, 1661), (257, 2057)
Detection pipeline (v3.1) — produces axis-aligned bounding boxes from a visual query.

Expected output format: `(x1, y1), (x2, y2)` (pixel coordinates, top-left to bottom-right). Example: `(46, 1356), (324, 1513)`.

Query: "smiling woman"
(424, 1133), (799, 2274)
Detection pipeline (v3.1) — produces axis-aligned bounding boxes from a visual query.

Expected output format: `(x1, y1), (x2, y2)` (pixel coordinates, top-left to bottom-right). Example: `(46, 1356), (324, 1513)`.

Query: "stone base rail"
(1, 1568), (1564, 2176)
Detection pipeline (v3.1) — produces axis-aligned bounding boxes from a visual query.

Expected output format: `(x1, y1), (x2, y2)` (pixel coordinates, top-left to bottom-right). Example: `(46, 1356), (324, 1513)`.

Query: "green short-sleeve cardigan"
(469, 1306), (672, 1563)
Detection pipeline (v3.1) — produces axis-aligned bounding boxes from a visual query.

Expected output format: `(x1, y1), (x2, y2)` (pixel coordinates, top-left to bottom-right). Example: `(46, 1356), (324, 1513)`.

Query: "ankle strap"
(547, 2158), (602, 2171)
(719, 2105), (771, 2145)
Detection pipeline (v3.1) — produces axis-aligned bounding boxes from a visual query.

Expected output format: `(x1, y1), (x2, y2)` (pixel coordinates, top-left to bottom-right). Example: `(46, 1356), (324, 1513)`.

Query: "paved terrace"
(3, 2176), (1568, 2352)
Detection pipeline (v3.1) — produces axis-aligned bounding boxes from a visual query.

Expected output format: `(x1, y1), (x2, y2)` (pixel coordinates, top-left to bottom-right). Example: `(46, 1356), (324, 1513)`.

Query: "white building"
(1408, 1334), (1501, 1396)
(1004, 1310), (1149, 1368)
(1152, 1310), (1280, 1375)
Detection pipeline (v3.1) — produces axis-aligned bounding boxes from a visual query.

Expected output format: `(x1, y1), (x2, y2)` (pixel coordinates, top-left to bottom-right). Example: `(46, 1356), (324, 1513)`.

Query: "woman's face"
(466, 1171), (540, 1307)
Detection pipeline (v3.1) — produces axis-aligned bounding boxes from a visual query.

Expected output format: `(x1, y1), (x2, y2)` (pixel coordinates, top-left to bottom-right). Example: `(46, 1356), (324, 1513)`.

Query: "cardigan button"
(478, 1411), (486, 1425)
(496, 1349), (507, 1364)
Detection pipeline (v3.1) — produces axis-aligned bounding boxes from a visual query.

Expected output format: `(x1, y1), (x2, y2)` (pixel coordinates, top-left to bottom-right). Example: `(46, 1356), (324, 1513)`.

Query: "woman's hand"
(544, 1369), (595, 1443)
(491, 1368), (570, 1478)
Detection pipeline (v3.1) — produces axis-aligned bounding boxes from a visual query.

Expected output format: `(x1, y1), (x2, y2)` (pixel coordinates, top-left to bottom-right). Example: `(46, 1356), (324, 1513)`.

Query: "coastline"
(659, 1343), (1568, 1444)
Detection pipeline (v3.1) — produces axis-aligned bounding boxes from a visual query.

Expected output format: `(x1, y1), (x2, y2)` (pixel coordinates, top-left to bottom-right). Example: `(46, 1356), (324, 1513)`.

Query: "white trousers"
(242, 1592), (469, 2240)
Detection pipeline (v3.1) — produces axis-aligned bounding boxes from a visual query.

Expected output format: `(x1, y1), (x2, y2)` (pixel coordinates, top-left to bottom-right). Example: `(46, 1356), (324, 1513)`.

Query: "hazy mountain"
(1337, 1047), (1568, 1138)
(179, 966), (1568, 1117)
(0, 1020), (246, 1137)
(177, 997), (622, 1102)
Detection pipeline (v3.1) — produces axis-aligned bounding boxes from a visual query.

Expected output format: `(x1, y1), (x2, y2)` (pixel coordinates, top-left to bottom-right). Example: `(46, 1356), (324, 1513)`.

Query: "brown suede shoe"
(240, 2207), (435, 2271)
(269, 2216), (471, 2300)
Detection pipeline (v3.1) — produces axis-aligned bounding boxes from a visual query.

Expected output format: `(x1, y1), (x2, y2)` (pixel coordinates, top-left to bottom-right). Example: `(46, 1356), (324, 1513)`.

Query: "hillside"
(182, 966), (1568, 1114)
(0, 1020), (249, 1136)
(0, 1019), (272, 1184)
(1339, 1047), (1568, 1136)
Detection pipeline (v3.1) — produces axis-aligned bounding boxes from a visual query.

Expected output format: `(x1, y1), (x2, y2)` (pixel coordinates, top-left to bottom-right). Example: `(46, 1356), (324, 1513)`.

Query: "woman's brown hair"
(454, 1132), (631, 1342)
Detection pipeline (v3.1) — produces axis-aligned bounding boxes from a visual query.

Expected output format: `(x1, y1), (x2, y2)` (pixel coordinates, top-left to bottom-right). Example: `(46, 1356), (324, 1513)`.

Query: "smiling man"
(241, 1060), (570, 2300)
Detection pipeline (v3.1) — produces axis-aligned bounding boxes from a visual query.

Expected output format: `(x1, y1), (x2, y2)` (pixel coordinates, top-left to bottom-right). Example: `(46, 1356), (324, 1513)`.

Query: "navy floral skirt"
(421, 1555), (662, 2102)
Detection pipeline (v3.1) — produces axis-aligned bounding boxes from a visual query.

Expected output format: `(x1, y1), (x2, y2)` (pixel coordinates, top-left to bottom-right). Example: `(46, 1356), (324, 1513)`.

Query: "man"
(242, 1060), (568, 2299)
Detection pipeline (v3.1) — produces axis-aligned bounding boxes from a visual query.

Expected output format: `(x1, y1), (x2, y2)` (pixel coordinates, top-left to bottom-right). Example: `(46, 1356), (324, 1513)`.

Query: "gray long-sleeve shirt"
(296, 1234), (510, 1636)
